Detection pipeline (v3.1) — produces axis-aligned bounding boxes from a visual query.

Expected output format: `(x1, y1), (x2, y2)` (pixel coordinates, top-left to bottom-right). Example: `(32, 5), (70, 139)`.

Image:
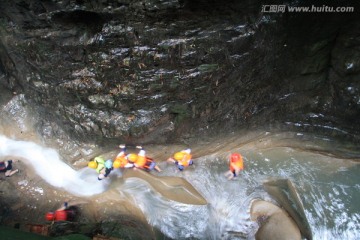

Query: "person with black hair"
(0, 160), (19, 177)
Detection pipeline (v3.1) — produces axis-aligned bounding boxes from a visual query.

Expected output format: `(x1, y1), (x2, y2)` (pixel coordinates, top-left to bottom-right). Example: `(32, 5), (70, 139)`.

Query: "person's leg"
(5, 160), (18, 177)
(224, 170), (233, 179)
(155, 165), (162, 172)
(5, 169), (19, 177)
(227, 173), (234, 180)
(167, 158), (176, 163)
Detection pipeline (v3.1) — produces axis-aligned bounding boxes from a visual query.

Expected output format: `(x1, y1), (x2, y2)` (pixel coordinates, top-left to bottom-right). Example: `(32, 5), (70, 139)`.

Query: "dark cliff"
(0, 0), (359, 146)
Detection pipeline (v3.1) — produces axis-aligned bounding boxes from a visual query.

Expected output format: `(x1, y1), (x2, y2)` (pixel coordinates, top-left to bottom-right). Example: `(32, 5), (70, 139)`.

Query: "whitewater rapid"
(1, 134), (359, 239)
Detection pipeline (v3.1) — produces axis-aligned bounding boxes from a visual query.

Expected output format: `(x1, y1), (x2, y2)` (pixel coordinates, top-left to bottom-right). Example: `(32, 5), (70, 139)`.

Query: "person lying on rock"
(127, 146), (162, 172)
(0, 159), (19, 177)
(87, 156), (114, 180)
(45, 200), (78, 222)
(167, 149), (193, 171)
(224, 153), (244, 180)
(112, 144), (136, 169)
(96, 157), (114, 180)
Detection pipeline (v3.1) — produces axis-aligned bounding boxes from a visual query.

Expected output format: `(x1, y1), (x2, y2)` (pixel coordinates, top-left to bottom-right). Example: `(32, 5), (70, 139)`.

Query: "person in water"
(94, 156), (114, 180)
(127, 146), (162, 172)
(224, 153), (244, 180)
(112, 144), (136, 169)
(167, 149), (193, 171)
(0, 160), (19, 177)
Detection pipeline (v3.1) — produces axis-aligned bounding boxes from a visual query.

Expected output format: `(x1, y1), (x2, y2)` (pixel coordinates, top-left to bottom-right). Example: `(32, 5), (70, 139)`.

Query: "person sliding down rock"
(112, 144), (136, 169)
(127, 146), (162, 172)
(224, 153), (244, 180)
(0, 159), (19, 177)
(87, 156), (114, 180)
(167, 149), (193, 171)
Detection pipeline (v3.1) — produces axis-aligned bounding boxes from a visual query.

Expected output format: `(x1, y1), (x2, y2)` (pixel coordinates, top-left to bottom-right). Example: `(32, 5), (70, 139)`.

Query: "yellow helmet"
(127, 153), (138, 162)
(88, 161), (98, 169)
(113, 160), (121, 169)
(173, 152), (185, 161)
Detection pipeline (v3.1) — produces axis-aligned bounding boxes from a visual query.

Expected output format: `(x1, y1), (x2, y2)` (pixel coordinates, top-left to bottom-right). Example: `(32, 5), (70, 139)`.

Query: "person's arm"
(230, 162), (237, 171)
(124, 163), (134, 168)
(167, 157), (176, 163)
(57, 201), (69, 211)
(117, 151), (125, 157)
(230, 162), (242, 175)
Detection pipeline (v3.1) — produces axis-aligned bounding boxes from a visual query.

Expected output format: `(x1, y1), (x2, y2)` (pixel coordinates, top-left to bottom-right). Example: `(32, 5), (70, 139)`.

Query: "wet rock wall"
(0, 0), (359, 147)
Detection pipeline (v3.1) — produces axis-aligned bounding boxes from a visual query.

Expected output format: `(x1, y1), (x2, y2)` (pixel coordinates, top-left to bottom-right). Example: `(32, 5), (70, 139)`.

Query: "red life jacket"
(0, 162), (6, 171)
(55, 210), (67, 221)
(143, 157), (154, 170)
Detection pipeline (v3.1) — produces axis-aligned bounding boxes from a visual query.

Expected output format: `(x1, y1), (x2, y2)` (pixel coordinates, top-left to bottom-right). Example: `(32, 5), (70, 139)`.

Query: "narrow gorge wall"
(0, 0), (359, 147)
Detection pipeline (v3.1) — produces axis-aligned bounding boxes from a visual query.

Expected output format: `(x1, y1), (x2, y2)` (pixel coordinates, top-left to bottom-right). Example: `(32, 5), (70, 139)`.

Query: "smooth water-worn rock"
(263, 178), (312, 240)
(250, 200), (302, 240)
(123, 168), (207, 205)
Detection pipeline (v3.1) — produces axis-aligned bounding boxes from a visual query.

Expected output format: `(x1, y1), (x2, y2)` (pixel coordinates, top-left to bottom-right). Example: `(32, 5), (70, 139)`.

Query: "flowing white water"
(0, 134), (359, 239)
(0, 135), (109, 196)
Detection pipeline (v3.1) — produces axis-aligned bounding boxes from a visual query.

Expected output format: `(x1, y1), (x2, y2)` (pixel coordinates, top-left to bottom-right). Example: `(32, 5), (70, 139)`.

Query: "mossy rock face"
(197, 64), (219, 73)
(0, 226), (50, 240)
(170, 104), (189, 124)
(0, 221), (151, 240)
(99, 221), (152, 240)
(53, 234), (91, 240)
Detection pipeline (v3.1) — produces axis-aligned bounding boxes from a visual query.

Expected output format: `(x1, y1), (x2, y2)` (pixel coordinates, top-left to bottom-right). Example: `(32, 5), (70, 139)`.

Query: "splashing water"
(0, 135), (109, 196)
(1, 134), (359, 239)
(118, 146), (360, 239)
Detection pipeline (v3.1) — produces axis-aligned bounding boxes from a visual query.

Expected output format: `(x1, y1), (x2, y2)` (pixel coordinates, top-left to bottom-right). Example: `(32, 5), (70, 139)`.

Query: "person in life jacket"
(45, 201), (77, 222)
(112, 144), (136, 169)
(93, 156), (114, 180)
(167, 149), (193, 171)
(225, 153), (244, 180)
(128, 146), (162, 172)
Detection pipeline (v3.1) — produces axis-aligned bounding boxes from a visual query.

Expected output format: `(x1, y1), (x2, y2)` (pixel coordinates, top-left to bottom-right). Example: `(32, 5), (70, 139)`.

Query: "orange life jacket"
(230, 154), (244, 172)
(134, 154), (146, 167)
(178, 153), (192, 167)
(115, 155), (129, 168)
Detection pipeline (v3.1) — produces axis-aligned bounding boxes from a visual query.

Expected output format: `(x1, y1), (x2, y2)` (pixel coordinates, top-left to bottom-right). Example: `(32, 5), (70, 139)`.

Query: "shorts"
(104, 167), (113, 177)
(175, 160), (193, 171)
(146, 161), (156, 171)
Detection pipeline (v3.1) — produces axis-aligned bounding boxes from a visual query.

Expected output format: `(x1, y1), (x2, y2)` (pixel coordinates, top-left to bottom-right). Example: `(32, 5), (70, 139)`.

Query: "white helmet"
(183, 149), (191, 154)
